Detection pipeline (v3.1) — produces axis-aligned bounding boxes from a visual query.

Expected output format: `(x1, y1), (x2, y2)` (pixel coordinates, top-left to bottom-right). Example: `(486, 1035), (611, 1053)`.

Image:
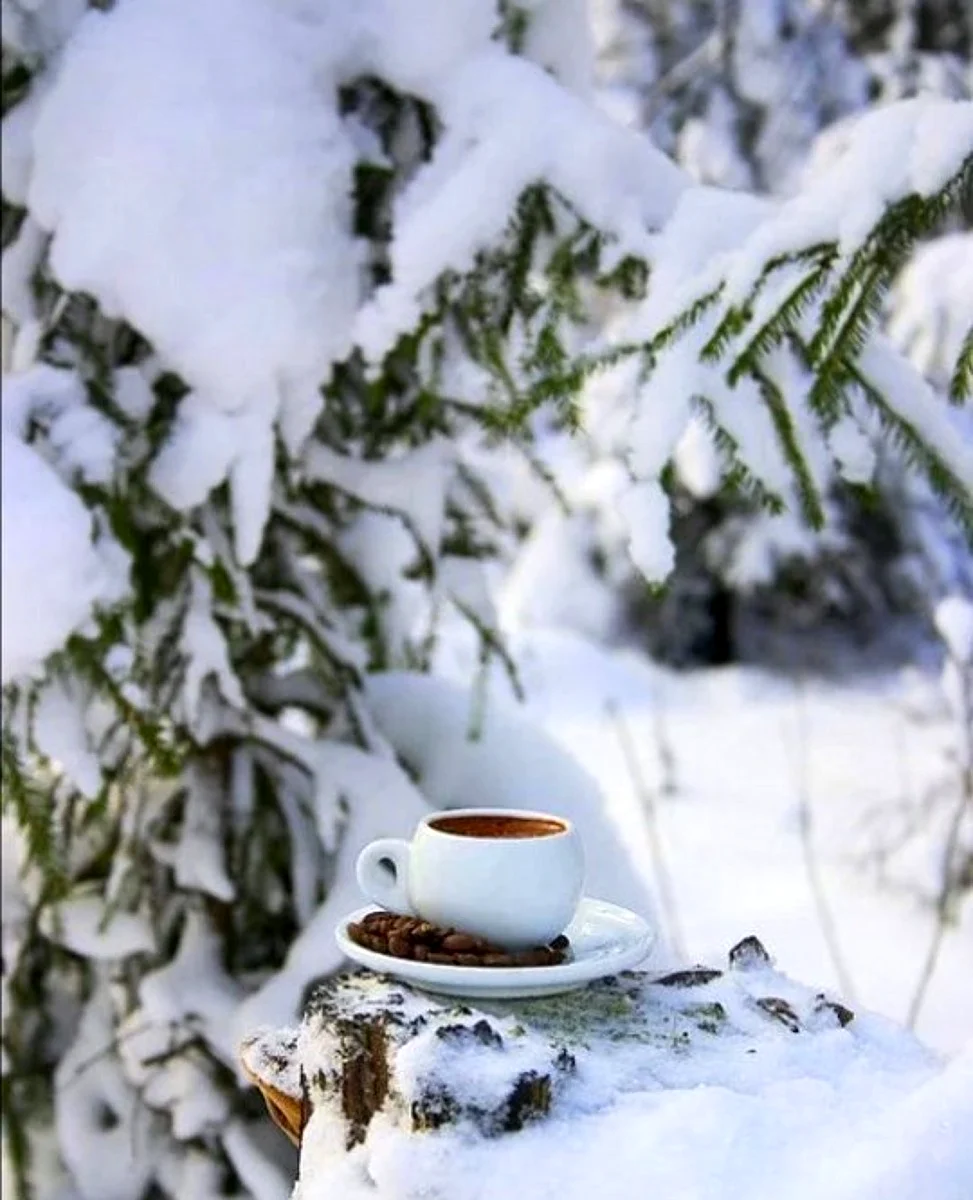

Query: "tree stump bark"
(240, 936), (856, 1163)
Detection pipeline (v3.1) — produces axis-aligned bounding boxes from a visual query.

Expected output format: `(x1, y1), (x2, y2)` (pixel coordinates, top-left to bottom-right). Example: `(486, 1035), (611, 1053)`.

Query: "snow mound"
(284, 957), (969, 1200)
(1, 416), (123, 686)
(29, 0), (360, 412)
(365, 671), (659, 923)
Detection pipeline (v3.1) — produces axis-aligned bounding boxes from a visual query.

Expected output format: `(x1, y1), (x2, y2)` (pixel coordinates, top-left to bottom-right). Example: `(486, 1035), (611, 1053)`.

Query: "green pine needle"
(754, 370), (827, 529)
(949, 323), (973, 406)
(850, 364), (973, 546)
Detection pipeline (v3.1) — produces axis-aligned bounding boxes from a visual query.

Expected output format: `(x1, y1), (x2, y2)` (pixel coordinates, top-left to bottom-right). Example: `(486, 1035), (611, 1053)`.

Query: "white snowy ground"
(434, 623), (973, 1059)
(291, 619), (973, 1199)
(300, 1002), (973, 1200)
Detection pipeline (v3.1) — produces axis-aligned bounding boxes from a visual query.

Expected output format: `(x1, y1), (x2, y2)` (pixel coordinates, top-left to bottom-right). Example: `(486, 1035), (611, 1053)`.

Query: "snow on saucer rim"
(335, 897), (655, 999)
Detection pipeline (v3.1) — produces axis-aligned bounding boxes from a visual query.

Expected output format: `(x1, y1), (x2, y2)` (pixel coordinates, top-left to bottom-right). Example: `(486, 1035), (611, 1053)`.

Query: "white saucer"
(335, 897), (655, 999)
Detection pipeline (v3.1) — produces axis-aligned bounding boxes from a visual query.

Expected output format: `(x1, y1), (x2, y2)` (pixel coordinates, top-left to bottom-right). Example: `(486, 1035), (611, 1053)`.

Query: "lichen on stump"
(239, 935), (856, 1159)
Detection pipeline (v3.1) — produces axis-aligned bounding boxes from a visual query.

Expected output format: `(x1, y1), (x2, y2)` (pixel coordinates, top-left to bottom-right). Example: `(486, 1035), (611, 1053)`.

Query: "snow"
(712, 508), (841, 592)
(289, 951), (969, 1200)
(364, 671), (659, 922)
(674, 416), (722, 499)
(350, 1047), (973, 1200)
(624, 361), (695, 479)
(521, 0), (596, 98)
(583, 98), (973, 564)
(804, 1046), (973, 1200)
(38, 892), (154, 959)
(175, 762), (237, 902)
(437, 555), (498, 630)
(157, 1146), (262, 1200)
(354, 29), (687, 360)
(1, 382), (125, 685)
(337, 510), (429, 655)
(889, 232), (973, 389)
(222, 1119), (293, 1200)
(29, 0), (360, 408)
(726, 98), (973, 299)
(27, 0), (363, 562)
(17, 0), (688, 569)
(356, 0), (498, 94)
(112, 366), (155, 422)
(859, 339), (973, 489)
(304, 441), (450, 557)
(4, 2), (973, 1196)
(149, 394), (248, 513)
(714, 374), (794, 497)
(177, 567), (246, 728)
(0, 214), (46, 328)
(828, 414), (876, 485)
(1, 818), (29, 1079)
(6, 0), (964, 628)
(31, 676), (102, 797)
(935, 595), (973, 664)
(393, 1015), (557, 1112)
(0, 0), (88, 61)
(616, 478), (675, 582)
(499, 510), (622, 642)
(55, 984), (160, 1200)
(251, 621), (973, 1198)
(139, 909), (245, 1067)
(350, 1), (686, 360)
(233, 742), (431, 1038)
(621, 185), (768, 340)
(2, 365), (118, 481)
(118, 1012), (230, 1141)
(678, 90), (754, 191)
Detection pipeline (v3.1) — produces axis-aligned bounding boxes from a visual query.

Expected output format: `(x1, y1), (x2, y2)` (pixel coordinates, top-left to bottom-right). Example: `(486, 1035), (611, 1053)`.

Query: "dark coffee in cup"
(429, 813), (567, 839)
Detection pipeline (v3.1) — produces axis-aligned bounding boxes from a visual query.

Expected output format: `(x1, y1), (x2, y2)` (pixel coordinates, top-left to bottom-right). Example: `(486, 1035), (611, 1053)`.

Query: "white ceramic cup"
(355, 808), (585, 949)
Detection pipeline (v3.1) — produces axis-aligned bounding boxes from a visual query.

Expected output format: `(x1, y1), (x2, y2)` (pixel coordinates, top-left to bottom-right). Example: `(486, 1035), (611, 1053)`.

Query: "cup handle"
(355, 838), (413, 914)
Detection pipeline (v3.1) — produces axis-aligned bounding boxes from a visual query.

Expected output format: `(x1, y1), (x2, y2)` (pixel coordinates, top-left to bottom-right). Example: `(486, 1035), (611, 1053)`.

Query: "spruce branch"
(645, 285), (724, 358)
(726, 264), (832, 387)
(753, 369), (827, 529)
(950, 323), (973, 405)
(848, 363), (973, 544)
(807, 260), (890, 427)
(450, 599), (526, 704)
(1, 724), (68, 899)
(645, 155), (973, 531)
(692, 395), (786, 514)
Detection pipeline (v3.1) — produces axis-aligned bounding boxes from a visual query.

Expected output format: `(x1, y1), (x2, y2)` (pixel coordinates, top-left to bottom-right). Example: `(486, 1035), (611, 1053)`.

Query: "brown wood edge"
(239, 1048), (307, 1148)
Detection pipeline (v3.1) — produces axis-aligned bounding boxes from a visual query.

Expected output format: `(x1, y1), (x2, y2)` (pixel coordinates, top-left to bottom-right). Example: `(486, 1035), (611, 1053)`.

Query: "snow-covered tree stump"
(235, 935), (973, 1200)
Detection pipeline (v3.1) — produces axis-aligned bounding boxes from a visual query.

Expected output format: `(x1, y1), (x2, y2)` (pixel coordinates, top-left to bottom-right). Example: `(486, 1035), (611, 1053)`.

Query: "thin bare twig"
(906, 651), (973, 1030)
(651, 701), (679, 798)
(905, 791), (969, 1030)
(788, 676), (858, 1004)
(606, 700), (687, 960)
(645, 30), (721, 115)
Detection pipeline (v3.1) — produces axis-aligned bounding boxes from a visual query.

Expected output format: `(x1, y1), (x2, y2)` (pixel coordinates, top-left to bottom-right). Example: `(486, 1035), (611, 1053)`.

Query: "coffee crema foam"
(429, 814), (566, 839)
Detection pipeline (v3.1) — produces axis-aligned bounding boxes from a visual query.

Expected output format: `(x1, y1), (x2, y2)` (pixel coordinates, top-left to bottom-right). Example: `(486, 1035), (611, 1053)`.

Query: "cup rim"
(419, 807), (574, 841)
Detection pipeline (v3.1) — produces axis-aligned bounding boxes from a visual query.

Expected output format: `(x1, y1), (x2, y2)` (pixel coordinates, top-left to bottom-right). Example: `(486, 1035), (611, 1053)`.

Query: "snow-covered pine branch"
(610, 99), (973, 540)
